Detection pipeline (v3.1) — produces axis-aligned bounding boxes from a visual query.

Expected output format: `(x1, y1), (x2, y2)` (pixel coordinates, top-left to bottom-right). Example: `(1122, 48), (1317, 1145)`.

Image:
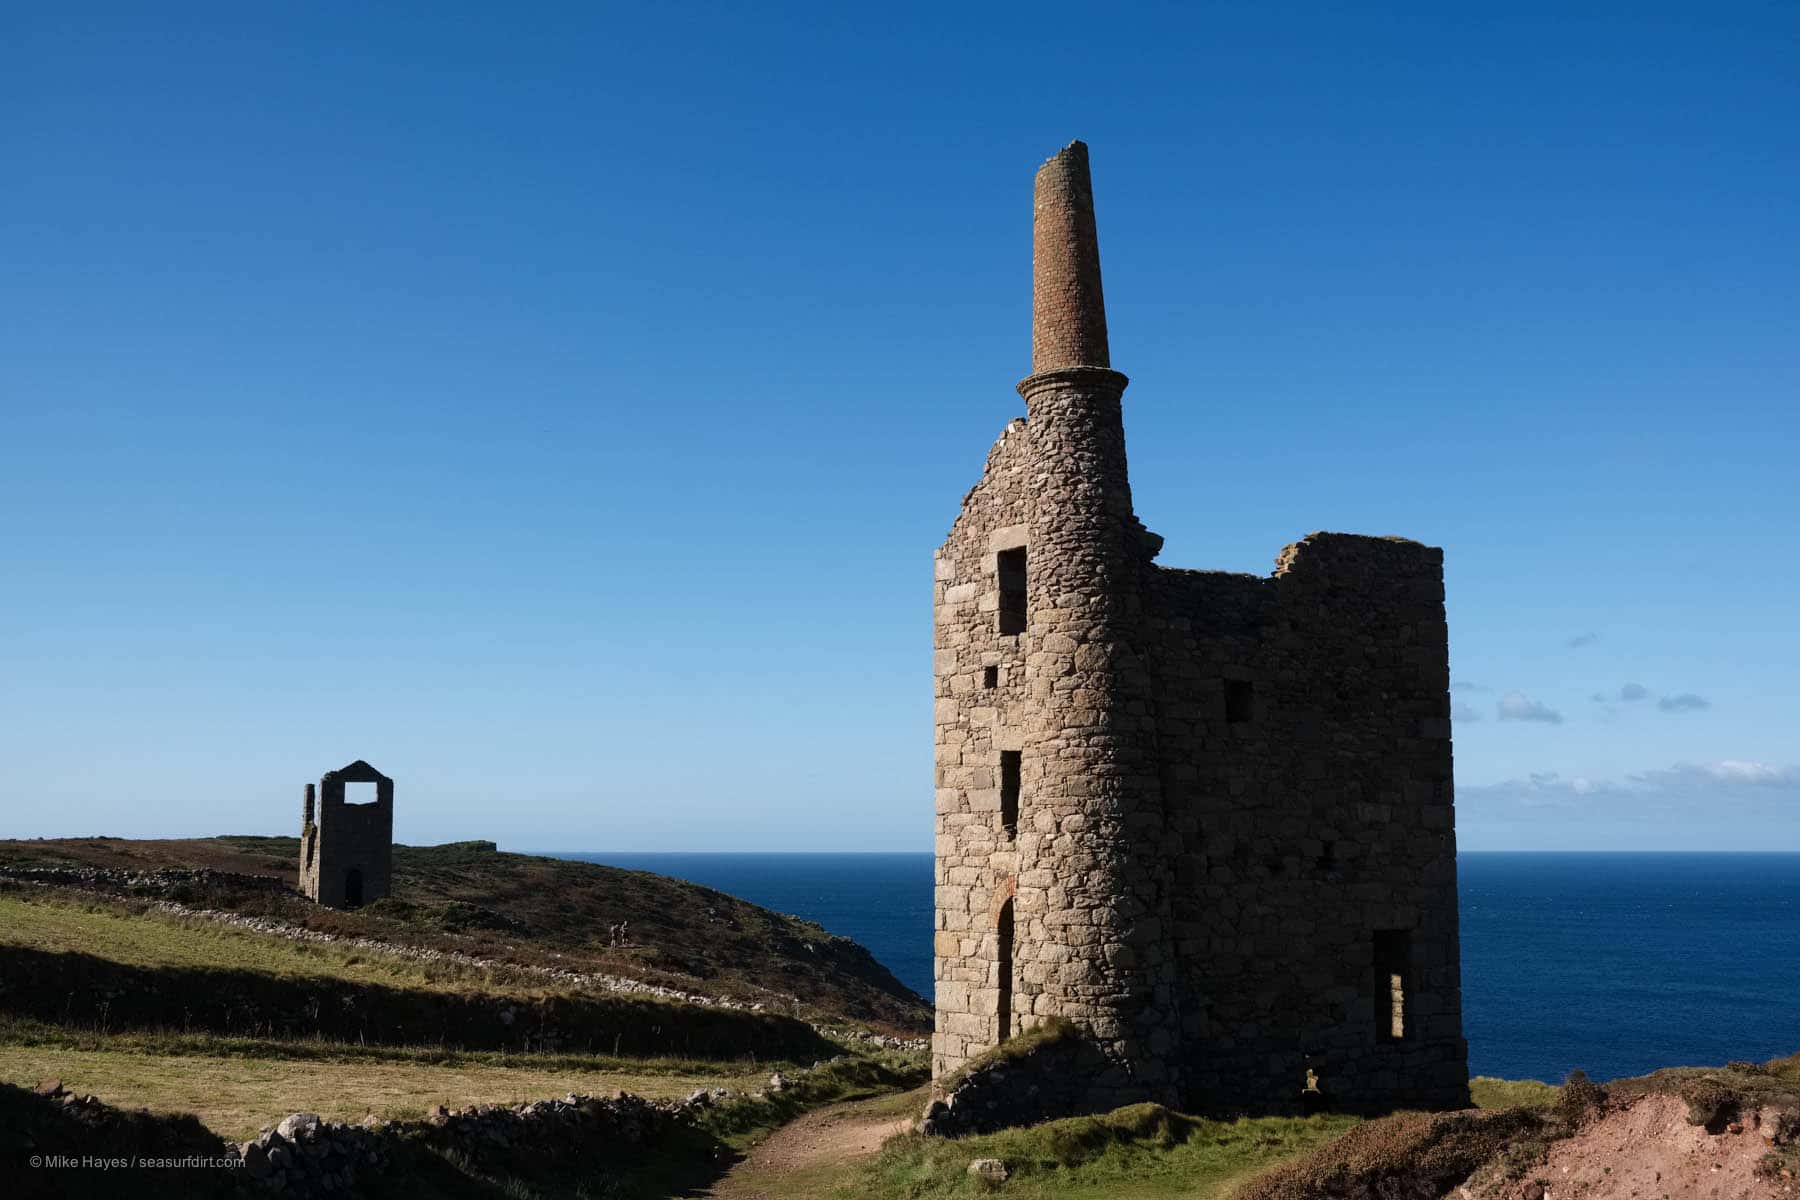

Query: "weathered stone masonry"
(932, 141), (1468, 1115)
(299, 759), (393, 909)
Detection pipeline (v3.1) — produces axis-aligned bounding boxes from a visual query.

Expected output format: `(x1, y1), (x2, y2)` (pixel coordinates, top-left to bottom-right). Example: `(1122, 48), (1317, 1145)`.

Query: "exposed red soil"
(1463, 1094), (1795, 1200)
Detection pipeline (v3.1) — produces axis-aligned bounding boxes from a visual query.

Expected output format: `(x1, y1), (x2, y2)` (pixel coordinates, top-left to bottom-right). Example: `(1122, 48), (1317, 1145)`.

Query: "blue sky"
(3, 2), (1796, 850)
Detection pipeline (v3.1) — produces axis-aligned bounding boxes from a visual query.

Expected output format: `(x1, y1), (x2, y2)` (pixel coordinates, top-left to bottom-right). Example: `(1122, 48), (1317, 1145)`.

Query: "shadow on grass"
(0, 944), (833, 1060)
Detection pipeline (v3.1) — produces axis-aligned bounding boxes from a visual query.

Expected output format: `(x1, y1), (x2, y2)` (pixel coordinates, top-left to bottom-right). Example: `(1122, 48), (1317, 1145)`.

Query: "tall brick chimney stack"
(1013, 142), (1179, 1107)
(1031, 140), (1110, 373)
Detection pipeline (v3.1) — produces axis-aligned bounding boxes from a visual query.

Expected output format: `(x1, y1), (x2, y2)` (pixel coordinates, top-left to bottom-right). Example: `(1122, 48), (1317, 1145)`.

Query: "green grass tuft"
(834, 1104), (1358, 1200)
(1469, 1076), (1558, 1110)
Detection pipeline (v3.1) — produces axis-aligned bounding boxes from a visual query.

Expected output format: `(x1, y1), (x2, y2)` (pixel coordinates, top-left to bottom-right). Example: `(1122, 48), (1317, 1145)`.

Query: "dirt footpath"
(701, 1090), (921, 1199)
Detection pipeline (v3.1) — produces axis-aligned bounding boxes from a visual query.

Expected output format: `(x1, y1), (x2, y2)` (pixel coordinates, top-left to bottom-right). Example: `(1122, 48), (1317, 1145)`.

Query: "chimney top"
(1030, 140), (1110, 373)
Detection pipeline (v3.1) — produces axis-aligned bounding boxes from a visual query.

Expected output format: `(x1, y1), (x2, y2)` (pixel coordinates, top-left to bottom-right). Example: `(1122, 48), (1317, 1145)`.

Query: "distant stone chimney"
(299, 760), (393, 910)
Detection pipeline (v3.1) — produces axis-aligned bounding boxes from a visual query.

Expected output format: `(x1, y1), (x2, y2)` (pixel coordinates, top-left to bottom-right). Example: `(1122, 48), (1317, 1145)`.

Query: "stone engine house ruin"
(300, 759), (394, 909)
(932, 142), (1468, 1115)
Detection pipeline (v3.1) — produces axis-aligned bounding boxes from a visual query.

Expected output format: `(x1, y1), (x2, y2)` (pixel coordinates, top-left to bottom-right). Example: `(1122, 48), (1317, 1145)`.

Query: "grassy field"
(0, 1038), (774, 1140)
(0, 891), (545, 996)
(1, 1014), (806, 1141)
(0, 839), (934, 1196)
(0, 873), (933, 1186)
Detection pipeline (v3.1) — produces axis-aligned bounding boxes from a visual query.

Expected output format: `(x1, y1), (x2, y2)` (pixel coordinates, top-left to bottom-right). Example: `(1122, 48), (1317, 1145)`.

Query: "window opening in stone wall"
(996, 898), (1014, 1043)
(343, 781), (378, 805)
(1225, 679), (1254, 723)
(999, 751), (1021, 837)
(983, 665), (999, 689)
(996, 547), (1027, 635)
(1373, 929), (1410, 1042)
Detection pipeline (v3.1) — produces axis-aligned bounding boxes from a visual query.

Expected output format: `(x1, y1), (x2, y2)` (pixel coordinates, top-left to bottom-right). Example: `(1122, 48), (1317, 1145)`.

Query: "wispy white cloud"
(1629, 760), (1797, 787)
(1453, 702), (1483, 723)
(1460, 760), (1800, 848)
(1464, 760), (1799, 813)
(1498, 691), (1563, 724)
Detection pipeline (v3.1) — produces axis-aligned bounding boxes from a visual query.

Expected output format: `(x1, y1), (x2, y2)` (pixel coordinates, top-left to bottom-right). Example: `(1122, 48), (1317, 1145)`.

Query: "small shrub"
(1680, 1076), (1738, 1131)
(1754, 1147), (1800, 1182)
(1554, 1069), (1606, 1124)
(1765, 1051), (1800, 1083)
(1236, 1107), (1549, 1200)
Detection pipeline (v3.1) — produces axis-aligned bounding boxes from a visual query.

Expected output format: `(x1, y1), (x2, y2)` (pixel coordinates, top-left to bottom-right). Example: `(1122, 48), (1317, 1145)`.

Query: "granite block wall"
(931, 140), (1467, 1117)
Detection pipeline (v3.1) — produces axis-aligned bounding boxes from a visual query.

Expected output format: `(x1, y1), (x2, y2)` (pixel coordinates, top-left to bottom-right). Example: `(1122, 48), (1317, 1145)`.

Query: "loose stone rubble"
(967, 1156), (1010, 1184)
(231, 1091), (689, 1196)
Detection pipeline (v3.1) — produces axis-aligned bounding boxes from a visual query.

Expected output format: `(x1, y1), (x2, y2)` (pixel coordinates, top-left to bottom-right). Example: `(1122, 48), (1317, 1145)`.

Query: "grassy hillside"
(0, 891), (542, 993)
(0, 889), (837, 1058)
(0, 835), (929, 1032)
(0, 835), (935, 1164)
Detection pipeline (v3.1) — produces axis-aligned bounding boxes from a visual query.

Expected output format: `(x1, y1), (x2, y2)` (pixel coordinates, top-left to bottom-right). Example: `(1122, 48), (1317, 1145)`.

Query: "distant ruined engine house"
(931, 142), (1468, 1114)
(300, 759), (394, 909)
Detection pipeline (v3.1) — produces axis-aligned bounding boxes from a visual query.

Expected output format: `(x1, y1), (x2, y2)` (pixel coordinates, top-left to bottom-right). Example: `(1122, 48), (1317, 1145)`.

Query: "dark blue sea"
(547, 851), (1800, 1084)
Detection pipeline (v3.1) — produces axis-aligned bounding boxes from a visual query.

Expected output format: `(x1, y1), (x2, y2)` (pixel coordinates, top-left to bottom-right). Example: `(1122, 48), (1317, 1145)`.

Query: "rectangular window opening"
(343, 781), (378, 806)
(996, 547), (1027, 636)
(999, 750), (1021, 838)
(982, 665), (999, 689)
(1373, 929), (1410, 1042)
(1225, 679), (1254, 724)
(996, 899), (1014, 1043)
